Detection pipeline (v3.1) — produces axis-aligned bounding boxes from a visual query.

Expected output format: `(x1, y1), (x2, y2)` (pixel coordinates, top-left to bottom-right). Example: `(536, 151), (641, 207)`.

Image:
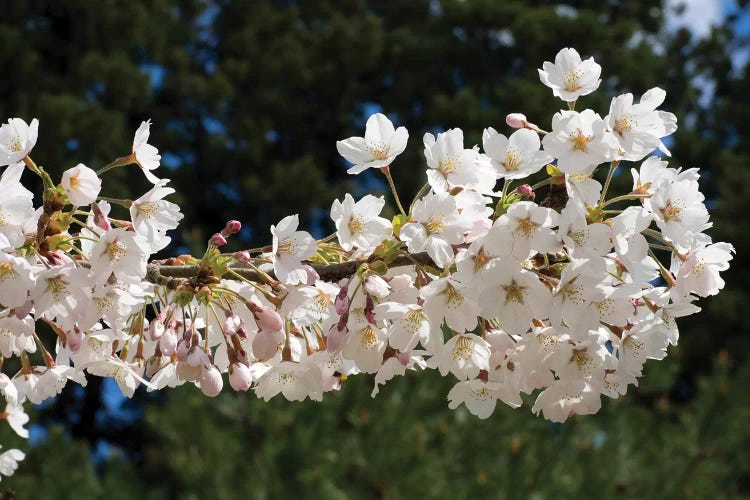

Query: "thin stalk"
(598, 160), (620, 206)
(381, 166), (407, 216)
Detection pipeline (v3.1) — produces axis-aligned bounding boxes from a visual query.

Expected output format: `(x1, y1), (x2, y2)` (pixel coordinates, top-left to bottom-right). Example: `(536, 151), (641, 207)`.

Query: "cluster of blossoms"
(0, 48), (733, 479)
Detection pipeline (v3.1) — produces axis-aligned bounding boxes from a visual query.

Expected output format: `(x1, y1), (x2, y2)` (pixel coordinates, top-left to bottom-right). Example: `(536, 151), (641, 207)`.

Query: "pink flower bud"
(254, 306), (283, 331)
(149, 319), (165, 340)
(175, 339), (190, 361)
(326, 325), (350, 353)
(236, 325), (249, 339)
(229, 362), (253, 391)
(145, 355), (164, 378)
(176, 361), (202, 382)
(91, 202), (111, 231)
(506, 113), (528, 129)
(235, 250), (251, 263)
(159, 330), (178, 356)
(516, 184), (535, 199)
(252, 329), (282, 361)
(303, 264), (319, 285)
(13, 300), (33, 319)
(364, 295), (376, 324)
(209, 233), (227, 246)
(186, 346), (208, 367)
(66, 328), (84, 352)
(365, 274), (390, 298)
(335, 286), (350, 315)
(222, 314), (240, 334)
(223, 220), (242, 235)
(200, 365), (224, 397)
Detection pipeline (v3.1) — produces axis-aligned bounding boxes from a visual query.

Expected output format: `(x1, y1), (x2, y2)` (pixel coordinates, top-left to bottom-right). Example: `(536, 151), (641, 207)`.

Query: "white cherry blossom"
(330, 193), (391, 252)
(538, 48), (602, 102)
(336, 113), (408, 174)
(0, 118), (38, 166)
(61, 163), (101, 206)
(270, 214), (318, 285)
(542, 109), (618, 174)
(482, 128), (553, 179)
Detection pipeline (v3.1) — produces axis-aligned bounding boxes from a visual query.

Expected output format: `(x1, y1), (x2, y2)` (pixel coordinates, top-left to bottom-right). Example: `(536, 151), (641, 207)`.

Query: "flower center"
(136, 202), (158, 218)
(438, 156), (458, 176)
(360, 326), (378, 350)
(444, 283), (464, 308)
(424, 216), (445, 235)
(277, 238), (297, 255)
(6, 136), (23, 153)
(661, 200), (682, 222)
(106, 240), (128, 262)
(569, 128), (593, 152)
(348, 216), (364, 235)
(504, 147), (522, 172)
(69, 173), (81, 191)
(564, 69), (583, 92)
(366, 141), (388, 161)
(514, 217), (537, 238)
(614, 114), (637, 133)
(452, 335), (473, 362)
(503, 280), (525, 305)
(0, 262), (14, 281)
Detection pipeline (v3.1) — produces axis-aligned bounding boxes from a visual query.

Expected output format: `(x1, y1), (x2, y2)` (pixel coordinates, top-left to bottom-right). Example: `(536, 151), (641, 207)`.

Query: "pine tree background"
(0, 0), (748, 498)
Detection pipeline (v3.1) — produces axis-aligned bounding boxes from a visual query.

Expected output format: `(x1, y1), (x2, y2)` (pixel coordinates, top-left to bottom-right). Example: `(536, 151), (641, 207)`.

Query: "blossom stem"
(97, 196), (133, 208)
(648, 243), (673, 252)
(598, 160), (620, 206)
(599, 193), (650, 208)
(381, 166), (407, 217)
(648, 248), (675, 287)
(500, 178), (512, 203)
(318, 233), (337, 244)
(22, 156), (41, 176)
(641, 228), (673, 248)
(530, 177), (555, 191)
(96, 154), (136, 176)
(409, 182), (431, 215)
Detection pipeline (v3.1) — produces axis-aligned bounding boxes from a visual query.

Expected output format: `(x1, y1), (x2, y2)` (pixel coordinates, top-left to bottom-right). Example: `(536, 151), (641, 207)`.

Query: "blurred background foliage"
(0, 0), (748, 498)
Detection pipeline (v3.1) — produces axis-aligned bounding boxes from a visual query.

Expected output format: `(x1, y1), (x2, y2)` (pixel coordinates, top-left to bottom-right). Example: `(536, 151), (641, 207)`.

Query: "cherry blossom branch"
(146, 251), (437, 288)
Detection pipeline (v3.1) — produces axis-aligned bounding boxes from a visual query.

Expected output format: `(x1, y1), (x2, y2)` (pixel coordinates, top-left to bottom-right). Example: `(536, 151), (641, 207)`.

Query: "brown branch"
(146, 252), (437, 289)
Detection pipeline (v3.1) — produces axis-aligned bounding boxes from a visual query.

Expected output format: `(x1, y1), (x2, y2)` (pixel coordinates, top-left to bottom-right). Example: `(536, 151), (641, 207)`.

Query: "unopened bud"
(326, 325), (349, 353)
(506, 113), (528, 129)
(252, 329), (282, 361)
(506, 113), (539, 131)
(91, 202), (112, 231)
(66, 328), (84, 352)
(222, 314), (241, 334)
(516, 184), (535, 200)
(209, 233), (227, 246)
(364, 274), (390, 298)
(235, 250), (251, 263)
(303, 264), (319, 285)
(149, 319), (165, 340)
(200, 365), (223, 397)
(254, 306), (283, 331)
(186, 346), (208, 367)
(159, 330), (178, 356)
(229, 362), (253, 391)
(223, 220), (242, 236)
(335, 285), (350, 315)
